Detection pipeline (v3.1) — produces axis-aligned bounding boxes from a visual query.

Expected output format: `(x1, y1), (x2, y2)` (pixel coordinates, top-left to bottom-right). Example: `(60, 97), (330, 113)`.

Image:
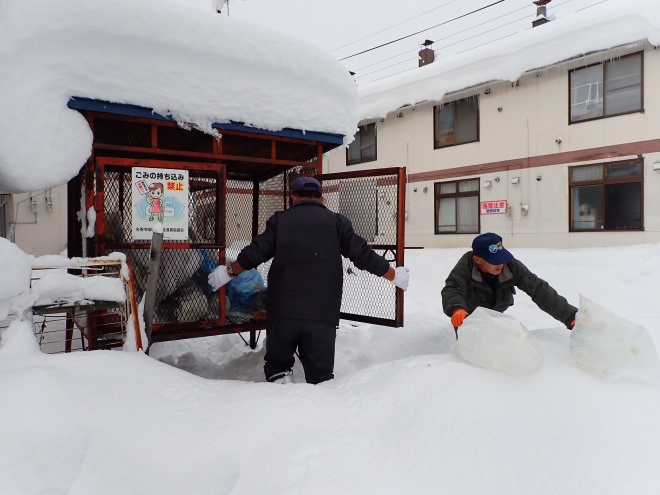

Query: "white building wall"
(7, 185), (68, 256)
(324, 43), (660, 250)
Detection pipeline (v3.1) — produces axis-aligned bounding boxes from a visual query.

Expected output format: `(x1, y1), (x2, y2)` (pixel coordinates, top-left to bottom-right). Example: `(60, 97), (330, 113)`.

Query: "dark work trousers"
(264, 318), (337, 384)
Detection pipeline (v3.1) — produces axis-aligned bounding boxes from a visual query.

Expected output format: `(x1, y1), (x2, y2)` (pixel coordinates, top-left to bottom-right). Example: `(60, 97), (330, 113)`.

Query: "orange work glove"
(451, 309), (469, 327)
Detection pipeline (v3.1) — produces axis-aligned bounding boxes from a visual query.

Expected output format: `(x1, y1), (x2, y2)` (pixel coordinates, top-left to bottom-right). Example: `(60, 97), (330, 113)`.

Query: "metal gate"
(318, 167), (406, 327)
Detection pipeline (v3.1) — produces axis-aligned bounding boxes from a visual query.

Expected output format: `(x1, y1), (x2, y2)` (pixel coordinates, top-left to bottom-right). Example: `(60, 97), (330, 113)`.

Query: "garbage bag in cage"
(193, 249), (218, 297)
(456, 307), (544, 375)
(570, 295), (660, 384)
(226, 269), (266, 313)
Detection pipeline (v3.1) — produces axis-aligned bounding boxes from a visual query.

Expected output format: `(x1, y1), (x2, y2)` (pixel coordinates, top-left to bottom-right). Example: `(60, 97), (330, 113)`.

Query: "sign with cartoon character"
(131, 167), (189, 240)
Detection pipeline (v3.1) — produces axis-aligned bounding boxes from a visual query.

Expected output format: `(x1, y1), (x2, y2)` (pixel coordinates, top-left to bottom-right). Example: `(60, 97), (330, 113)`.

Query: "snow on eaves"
(0, 0), (358, 193)
(357, 0), (660, 121)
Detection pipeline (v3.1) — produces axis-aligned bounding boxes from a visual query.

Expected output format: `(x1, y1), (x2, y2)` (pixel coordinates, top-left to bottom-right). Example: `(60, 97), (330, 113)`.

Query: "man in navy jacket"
(209, 177), (409, 384)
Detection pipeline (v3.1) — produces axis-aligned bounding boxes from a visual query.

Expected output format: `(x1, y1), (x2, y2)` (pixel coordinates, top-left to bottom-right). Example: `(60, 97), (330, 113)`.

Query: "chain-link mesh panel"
(110, 247), (222, 325)
(321, 173), (400, 321)
(225, 176), (276, 289)
(189, 172), (220, 245)
(157, 125), (214, 153)
(103, 168), (134, 244)
(94, 118), (151, 148)
(100, 164), (223, 328)
(322, 174), (399, 245)
(226, 179), (255, 258)
(225, 165), (317, 288)
(275, 141), (316, 161)
(223, 134), (272, 159)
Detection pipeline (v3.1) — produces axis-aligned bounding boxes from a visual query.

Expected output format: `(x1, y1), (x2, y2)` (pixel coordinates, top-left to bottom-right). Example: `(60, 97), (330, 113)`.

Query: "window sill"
(347, 157), (377, 166)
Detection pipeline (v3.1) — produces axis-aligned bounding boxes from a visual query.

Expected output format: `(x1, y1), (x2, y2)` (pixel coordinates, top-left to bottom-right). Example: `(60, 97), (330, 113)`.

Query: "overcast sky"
(175, 0), (611, 83)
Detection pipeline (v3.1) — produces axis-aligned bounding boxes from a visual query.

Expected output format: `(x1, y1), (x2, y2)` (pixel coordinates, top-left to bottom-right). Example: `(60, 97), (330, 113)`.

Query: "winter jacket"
(441, 251), (577, 329)
(236, 200), (390, 326)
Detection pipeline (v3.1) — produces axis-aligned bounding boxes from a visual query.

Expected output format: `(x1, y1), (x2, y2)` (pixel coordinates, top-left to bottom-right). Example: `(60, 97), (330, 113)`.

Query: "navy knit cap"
(472, 232), (514, 265)
(291, 177), (322, 194)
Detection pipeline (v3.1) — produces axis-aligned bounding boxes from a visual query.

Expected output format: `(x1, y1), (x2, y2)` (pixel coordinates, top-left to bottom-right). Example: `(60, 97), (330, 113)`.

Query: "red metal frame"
(69, 110), (403, 345)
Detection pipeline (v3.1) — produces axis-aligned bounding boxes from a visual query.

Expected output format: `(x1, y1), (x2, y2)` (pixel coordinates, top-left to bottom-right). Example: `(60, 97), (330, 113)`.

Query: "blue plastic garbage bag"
(193, 249), (218, 297)
(226, 269), (265, 313)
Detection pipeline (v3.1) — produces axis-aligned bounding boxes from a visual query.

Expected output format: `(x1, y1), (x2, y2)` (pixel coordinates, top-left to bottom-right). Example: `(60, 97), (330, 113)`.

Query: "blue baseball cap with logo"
(472, 232), (514, 265)
(291, 176), (322, 195)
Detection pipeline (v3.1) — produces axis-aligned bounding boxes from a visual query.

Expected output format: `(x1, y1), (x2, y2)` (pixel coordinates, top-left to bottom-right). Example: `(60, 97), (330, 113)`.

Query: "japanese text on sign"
(134, 171), (186, 181)
(131, 167), (189, 240)
(480, 200), (508, 215)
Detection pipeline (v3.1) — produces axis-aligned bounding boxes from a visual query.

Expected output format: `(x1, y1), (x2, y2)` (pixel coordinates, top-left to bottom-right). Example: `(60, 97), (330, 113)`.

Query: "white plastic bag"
(570, 295), (660, 384)
(163, 201), (175, 217)
(456, 307), (544, 375)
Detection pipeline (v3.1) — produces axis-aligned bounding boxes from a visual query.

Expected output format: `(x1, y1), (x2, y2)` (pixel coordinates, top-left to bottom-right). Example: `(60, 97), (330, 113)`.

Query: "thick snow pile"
(1, 244), (660, 494)
(0, 0), (358, 192)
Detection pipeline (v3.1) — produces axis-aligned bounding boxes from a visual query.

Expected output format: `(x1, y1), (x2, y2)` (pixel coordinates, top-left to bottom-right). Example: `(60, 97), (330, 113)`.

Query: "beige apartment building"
(324, 9), (660, 250)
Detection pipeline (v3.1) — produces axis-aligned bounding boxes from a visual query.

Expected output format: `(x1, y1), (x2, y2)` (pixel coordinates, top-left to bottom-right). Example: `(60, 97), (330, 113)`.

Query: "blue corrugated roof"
(68, 97), (345, 145)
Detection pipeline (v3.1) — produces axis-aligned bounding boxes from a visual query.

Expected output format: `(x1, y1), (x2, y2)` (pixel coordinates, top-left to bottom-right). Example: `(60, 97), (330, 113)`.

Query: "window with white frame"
(434, 97), (479, 149)
(346, 123), (377, 165)
(434, 178), (480, 234)
(569, 52), (643, 123)
(569, 160), (643, 231)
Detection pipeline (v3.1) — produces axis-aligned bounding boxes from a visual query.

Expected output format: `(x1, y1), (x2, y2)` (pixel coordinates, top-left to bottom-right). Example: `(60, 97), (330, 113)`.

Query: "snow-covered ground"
(2, 0), (660, 492)
(1, 243), (660, 495)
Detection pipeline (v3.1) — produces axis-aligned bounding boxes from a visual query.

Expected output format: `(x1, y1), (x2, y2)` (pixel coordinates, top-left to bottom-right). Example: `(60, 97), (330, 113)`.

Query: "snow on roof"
(358, 0), (660, 121)
(0, 0), (358, 193)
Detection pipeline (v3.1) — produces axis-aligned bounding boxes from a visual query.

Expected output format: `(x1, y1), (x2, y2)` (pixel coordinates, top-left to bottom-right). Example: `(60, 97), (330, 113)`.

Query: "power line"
(339, 0), (505, 61)
(439, 12), (531, 50)
(357, 14), (531, 79)
(360, 0), (607, 82)
(353, 3), (533, 75)
(358, 57), (418, 79)
(330, 0), (462, 52)
(454, 0), (589, 55)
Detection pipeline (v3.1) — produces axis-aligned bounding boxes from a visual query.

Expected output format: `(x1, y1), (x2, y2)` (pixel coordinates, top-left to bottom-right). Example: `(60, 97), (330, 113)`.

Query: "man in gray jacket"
(442, 232), (576, 336)
(209, 176), (409, 384)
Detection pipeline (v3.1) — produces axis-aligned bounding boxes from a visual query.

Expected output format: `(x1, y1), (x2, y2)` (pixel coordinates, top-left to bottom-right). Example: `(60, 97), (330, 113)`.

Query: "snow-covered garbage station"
(0, 0), (405, 351)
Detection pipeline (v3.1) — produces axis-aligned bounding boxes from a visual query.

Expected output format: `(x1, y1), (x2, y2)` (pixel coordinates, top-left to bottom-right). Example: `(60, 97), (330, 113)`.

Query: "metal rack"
(31, 258), (142, 353)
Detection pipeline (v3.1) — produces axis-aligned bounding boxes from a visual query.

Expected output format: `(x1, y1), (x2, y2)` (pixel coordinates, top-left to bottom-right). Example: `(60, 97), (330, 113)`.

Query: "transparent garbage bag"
(456, 307), (544, 375)
(570, 295), (660, 384)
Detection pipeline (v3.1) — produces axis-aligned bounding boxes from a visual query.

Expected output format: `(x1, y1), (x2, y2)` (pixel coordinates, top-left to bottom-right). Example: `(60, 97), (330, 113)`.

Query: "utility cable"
(354, 4), (534, 76)
(356, 13), (531, 79)
(330, 0), (462, 52)
(453, 0), (588, 55)
(359, 0), (605, 81)
(339, 0), (505, 61)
